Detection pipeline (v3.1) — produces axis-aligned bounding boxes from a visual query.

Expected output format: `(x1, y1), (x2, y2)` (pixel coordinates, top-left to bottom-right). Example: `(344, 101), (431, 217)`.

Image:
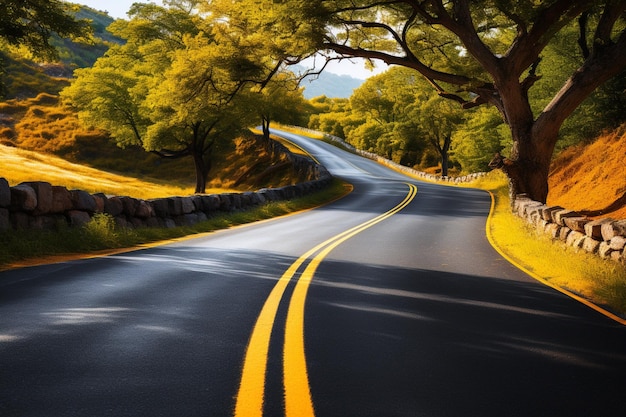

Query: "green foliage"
(241, 0), (626, 201)
(453, 107), (511, 173)
(0, 0), (91, 60)
(0, 0), (92, 96)
(61, 0), (281, 193)
(82, 213), (120, 247)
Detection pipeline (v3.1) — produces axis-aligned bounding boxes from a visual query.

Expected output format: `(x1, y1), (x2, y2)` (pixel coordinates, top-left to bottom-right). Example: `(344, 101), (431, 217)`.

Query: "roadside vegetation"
(471, 171), (626, 318)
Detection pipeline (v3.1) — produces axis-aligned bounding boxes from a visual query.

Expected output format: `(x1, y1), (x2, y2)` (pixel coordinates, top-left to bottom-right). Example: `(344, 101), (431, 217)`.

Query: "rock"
(598, 242), (613, 259)
(167, 197), (183, 216)
(558, 227), (571, 242)
(584, 218), (613, 240)
(0, 178), (12, 207)
(566, 231), (586, 248)
(554, 210), (582, 226)
(92, 193), (106, 213)
(563, 217), (589, 233)
(541, 205), (564, 222)
(10, 212), (30, 229)
(0, 208), (10, 230)
(135, 200), (154, 219)
(128, 217), (145, 228)
(527, 204), (547, 221)
(51, 186), (72, 213)
(104, 196), (124, 217)
(10, 184), (37, 211)
(190, 195), (203, 212)
(23, 181), (52, 215)
(181, 197), (195, 214)
(231, 193), (242, 209)
(610, 250), (625, 264)
(218, 194), (231, 211)
(609, 236), (626, 251)
(601, 220), (626, 241)
(114, 216), (129, 229)
(120, 196), (138, 217)
(70, 190), (97, 212)
(29, 214), (65, 230)
(544, 223), (561, 239)
(200, 195), (220, 212)
(150, 198), (168, 217)
(581, 236), (600, 254)
(67, 210), (91, 227)
(535, 218), (548, 232)
(516, 200), (542, 217)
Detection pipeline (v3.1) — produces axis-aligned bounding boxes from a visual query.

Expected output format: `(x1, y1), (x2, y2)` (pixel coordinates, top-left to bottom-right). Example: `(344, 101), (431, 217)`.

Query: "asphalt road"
(1, 129), (625, 417)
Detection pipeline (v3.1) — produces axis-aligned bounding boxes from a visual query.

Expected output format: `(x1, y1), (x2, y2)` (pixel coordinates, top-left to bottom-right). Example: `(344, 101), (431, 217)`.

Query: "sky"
(74, 0), (388, 80)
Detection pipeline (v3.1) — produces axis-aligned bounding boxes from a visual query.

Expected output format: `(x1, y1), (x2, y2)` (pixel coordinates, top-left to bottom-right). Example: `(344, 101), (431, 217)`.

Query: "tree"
(242, 0), (626, 203)
(417, 95), (464, 177)
(254, 72), (310, 141)
(0, 0), (90, 96)
(61, 1), (264, 193)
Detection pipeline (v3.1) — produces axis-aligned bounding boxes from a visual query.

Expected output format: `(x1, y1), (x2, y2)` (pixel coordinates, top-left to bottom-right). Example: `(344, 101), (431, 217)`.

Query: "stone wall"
(0, 174), (332, 232)
(293, 126), (487, 184)
(513, 195), (626, 264)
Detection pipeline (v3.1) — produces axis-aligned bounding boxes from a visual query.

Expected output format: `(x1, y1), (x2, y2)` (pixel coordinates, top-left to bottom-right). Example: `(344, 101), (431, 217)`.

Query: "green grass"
(0, 179), (350, 269)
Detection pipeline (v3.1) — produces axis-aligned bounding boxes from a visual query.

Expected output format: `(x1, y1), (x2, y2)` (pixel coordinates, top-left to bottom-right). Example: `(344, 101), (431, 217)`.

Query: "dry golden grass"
(0, 144), (200, 198)
(548, 125), (626, 219)
(476, 171), (626, 318)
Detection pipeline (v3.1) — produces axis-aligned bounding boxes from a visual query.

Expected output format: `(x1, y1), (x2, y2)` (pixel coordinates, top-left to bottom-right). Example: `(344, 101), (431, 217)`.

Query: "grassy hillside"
(0, 5), (121, 100)
(548, 126), (626, 219)
(0, 144), (194, 199)
(0, 93), (307, 195)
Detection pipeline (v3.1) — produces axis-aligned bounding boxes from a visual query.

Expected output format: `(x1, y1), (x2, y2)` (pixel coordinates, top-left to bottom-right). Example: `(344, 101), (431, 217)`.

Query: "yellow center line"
(283, 183), (417, 417)
(234, 183), (418, 417)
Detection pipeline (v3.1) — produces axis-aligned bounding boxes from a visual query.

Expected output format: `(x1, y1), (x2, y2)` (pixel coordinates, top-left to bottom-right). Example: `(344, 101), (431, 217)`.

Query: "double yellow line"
(234, 183), (418, 417)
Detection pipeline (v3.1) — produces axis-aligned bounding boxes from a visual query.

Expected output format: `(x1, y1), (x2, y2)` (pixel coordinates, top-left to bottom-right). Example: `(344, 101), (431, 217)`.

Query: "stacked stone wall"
(513, 195), (626, 264)
(0, 153), (331, 232)
(293, 126), (487, 184)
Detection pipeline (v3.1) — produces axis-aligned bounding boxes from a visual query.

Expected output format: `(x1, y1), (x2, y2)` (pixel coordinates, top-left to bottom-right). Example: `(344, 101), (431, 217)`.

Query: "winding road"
(1, 129), (625, 417)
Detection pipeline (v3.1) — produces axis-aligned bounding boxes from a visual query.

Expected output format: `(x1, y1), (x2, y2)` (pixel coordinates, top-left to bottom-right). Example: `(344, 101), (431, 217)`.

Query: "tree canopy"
(62, 0), (305, 193)
(0, 0), (91, 96)
(0, 0), (90, 58)
(224, 0), (626, 202)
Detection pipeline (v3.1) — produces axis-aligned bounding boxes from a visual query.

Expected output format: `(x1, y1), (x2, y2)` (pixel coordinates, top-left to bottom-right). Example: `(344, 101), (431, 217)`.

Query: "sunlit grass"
(0, 179), (350, 269)
(471, 171), (626, 317)
(0, 144), (202, 198)
(548, 126), (626, 218)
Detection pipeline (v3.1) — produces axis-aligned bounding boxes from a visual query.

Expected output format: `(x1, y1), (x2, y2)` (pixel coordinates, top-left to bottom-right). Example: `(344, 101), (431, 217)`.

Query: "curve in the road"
(235, 183), (417, 417)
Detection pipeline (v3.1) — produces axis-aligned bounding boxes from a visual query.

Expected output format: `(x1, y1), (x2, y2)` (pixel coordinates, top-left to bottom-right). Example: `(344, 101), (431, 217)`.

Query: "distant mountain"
(297, 70), (364, 99)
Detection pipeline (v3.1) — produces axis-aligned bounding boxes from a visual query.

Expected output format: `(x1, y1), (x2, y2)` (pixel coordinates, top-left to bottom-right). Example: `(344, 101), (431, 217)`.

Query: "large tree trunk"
(192, 150), (211, 194)
(489, 124), (558, 204)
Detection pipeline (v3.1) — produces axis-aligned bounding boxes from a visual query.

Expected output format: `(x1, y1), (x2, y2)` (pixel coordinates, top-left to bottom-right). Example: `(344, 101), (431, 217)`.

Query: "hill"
(297, 70), (364, 99)
(0, 93), (307, 194)
(1, 4), (121, 100)
(548, 126), (626, 219)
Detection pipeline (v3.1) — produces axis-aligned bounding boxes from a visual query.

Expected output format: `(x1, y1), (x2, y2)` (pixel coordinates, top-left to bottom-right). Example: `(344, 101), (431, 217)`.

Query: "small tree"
(61, 1), (261, 193)
(254, 73), (310, 141)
